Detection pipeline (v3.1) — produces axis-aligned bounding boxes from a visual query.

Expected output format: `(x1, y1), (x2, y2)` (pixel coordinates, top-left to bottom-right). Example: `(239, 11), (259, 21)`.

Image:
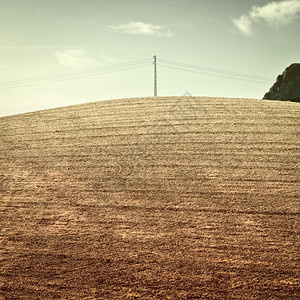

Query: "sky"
(0, 0), (299, 117)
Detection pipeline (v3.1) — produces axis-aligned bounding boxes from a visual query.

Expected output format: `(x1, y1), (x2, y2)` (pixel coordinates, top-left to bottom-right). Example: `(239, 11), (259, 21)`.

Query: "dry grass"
(0, 96), (299, 299)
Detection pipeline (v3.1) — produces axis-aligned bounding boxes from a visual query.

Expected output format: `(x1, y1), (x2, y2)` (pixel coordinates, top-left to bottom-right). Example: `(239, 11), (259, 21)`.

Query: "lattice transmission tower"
(153, 55), (157, 96)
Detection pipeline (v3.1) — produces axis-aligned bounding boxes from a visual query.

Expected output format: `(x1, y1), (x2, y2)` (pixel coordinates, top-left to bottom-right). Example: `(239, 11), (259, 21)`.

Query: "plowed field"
(0, 97), (299, 299)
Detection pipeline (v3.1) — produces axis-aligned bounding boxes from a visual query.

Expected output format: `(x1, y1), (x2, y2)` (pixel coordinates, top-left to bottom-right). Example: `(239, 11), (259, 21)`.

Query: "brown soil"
(0, 97), (299, 299)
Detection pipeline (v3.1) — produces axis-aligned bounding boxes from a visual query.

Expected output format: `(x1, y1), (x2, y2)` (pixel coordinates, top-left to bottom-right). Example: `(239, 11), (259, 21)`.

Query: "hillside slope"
(1, 96), (299, 299)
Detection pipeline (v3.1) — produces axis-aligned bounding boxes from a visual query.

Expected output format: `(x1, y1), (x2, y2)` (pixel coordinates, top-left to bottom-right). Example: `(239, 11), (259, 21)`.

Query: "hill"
(0, 96), (299, 299)
(263, 63), (300, 102)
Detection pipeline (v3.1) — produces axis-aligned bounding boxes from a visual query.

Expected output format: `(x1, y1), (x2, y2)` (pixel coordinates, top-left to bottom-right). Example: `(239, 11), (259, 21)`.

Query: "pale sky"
(0, 0), (299, 116)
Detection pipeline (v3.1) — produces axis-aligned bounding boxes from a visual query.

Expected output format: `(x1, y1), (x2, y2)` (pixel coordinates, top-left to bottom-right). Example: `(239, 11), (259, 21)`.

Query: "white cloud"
(55, 49), (98, 68)
(233, 0), (300, 35)
(109, 21), (173, 37)
(233, 15), (253, 35)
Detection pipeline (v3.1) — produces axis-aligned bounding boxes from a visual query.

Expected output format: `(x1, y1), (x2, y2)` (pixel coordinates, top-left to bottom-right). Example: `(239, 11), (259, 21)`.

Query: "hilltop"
(1, 96), (299, 299)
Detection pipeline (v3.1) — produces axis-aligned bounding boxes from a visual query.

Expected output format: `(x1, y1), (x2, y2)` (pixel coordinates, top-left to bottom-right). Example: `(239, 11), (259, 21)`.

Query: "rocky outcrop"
(263, 63), (300, 102)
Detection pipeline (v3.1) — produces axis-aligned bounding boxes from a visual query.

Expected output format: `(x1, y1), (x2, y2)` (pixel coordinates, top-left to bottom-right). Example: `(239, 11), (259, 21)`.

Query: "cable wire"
(159, 63), (273, 84)
(0, 57), (275, 91)
(0, 59), (152, 90)
(158, 58), (274, 82)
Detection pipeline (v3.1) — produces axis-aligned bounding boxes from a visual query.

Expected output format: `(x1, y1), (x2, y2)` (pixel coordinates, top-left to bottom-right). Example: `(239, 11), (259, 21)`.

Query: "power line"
(0, 64), (152, 90)
(0, 59), (152, 90)
(159, 63), (273, 84)
(0, 58), (151, 86)
(158, 58), (274, 83)
(0, 56), (275, 91)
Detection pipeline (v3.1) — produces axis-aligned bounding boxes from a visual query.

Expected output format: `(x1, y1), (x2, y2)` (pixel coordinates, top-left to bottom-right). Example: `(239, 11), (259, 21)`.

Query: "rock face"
(263, 63), (300, 101)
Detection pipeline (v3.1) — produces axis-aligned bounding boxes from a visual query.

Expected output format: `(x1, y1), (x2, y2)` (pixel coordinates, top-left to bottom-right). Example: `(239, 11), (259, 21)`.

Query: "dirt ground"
(0, 97), (299, 299)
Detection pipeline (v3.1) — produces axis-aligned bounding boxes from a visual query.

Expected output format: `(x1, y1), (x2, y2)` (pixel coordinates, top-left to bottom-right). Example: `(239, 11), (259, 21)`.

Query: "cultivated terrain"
(0, 96), (299, 299)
